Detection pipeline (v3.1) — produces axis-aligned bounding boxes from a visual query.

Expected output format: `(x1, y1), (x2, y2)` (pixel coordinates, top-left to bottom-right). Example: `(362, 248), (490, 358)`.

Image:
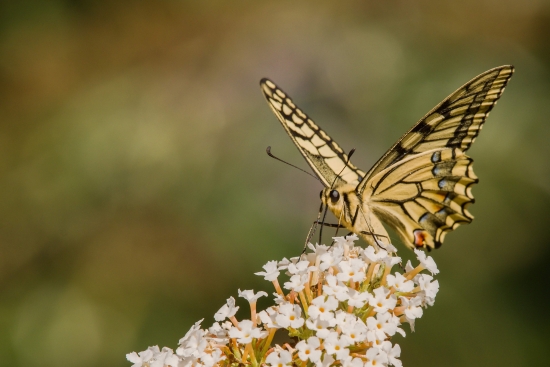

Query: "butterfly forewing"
(357, 65), (514, 194)
(260, 78), (365, 187)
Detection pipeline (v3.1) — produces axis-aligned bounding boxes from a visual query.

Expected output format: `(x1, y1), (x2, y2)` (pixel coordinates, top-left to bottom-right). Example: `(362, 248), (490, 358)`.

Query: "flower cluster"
(127, 235), (439, 367)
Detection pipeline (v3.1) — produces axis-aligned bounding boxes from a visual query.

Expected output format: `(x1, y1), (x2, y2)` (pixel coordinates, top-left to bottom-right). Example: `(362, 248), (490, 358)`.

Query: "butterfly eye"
(330, 189), (340, 203)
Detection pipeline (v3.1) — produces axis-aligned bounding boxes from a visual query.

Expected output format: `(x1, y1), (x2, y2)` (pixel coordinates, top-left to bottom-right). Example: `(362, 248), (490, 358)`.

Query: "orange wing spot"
(413, 229), (428, 247)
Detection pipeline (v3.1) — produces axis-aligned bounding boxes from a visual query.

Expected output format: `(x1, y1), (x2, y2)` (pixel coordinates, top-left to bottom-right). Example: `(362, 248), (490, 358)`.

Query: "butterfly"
(261, 66), (514, 250)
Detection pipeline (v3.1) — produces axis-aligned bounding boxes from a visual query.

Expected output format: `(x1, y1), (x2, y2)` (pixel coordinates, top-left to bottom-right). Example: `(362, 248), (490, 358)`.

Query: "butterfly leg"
(312, 221), (343, 228)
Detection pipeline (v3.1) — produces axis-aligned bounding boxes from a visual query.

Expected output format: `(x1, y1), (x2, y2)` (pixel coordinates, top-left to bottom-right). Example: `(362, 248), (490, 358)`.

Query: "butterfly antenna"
(266, 146), (322, 183)
(329, 148), (356, 189)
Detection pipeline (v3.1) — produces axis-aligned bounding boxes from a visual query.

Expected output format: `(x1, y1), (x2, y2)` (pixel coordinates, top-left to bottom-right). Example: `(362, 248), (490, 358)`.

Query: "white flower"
(364, 347), (388, 367)
(316, 354), (335, 367)
(275, 303), (305, 328)
(287, 260), (313, 275)
(362, 246), (383, 263)
(379, 250), (402, 267)
(284, 273), (308, 292)
(401, 296), (423, 321)
(369, 287), (397, 313)
(416, 274), (439, 303)
(319, 247), (344, 271)
(207, 322), (229, 344)
(347, 288), (370, 308)
(214, 297), (239, 321)
(341, 318), (368, 344)
(306, 317), (332, 339)
(258, 308), (279, 329)
(238, 289), (268, 303)
(381, 341), (402, 367)
(386, 272), (414, 293)
(150, 347), (179, 367)
(265, 350), (293, 366)
(332, 234), (359, 248)
(200, 349), (225, 367)
(308, 295), (338, 321)
(126, 348), (154, 367)
(295, 336), (322, 362)
(337, 258), (367, 283)
(323, 275), (349, 301)
(366, 312), (399, 342)
(342, 356), (366, 367)
(177, 321), (207, 358)
(414, 249), (439, 275)
(324, 332), (351, 360)
(255, 260), (280, 281)
(228, 319), (266, 344)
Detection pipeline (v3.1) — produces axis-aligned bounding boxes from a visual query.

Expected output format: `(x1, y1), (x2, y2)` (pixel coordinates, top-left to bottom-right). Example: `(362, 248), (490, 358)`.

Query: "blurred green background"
(1, 1), (549, 366)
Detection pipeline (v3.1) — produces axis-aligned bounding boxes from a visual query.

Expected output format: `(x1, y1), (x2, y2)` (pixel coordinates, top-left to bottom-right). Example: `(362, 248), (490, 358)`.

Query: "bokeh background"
(1, 1), (549, 366)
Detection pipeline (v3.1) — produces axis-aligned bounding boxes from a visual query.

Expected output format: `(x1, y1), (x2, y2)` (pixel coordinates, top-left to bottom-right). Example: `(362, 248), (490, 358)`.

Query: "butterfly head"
(319, 183), (359, 223)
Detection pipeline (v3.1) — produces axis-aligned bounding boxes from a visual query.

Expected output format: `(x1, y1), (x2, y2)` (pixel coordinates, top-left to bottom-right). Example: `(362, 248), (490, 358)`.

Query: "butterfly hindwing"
(260, 78), (365, 186)
(366, 148), (477, 249)
(358, 65), (514, 194)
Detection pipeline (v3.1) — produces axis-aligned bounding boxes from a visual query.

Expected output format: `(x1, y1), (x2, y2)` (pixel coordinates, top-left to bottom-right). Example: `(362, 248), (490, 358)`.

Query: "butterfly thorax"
(321, 184), (390, 249)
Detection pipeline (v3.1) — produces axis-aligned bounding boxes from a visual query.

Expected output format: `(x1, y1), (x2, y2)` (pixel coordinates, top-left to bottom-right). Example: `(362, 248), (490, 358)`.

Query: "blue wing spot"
(438, 179), (447, 189)
(431, 151), (441, 163)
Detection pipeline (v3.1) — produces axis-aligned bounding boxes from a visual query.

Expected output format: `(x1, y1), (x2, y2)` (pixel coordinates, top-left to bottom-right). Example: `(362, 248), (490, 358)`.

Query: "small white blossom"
(341, 318), (368, 344)
(308, 295), (338, 321)
(337, 258), (367, 283)
(367, 312), (399, 342)
(316, 354), (335, 367)
(347, 288), (370, 308)
(200, 349), (225, 367)
(400, 296), (423, 321)
(295, 336), (322, 362)
(414, 249), (439, 275)
(255, 260), (280, 281)
(306, 317), (332, 339)
(284, 273), (308, 292)
(323, 275), (349, 301)
(319, 247), (344, 270)
(126, 348), (154, 367)
(258, 307), (279, 329)
(265, 350), (293, 366)
(333, 234), (359, 248)
(287, 259), (313, 275)
(387, 272), (415, 293)
(364, 347), (388, 367)
(238, 289), (268, 303)
(214, 297), (239, 321)
(416, 274), (439, 303)
(369, 287), (397, 313)
(228, 319), (266, 344)
(275, 303), (305, 328)
(324, 332), (351, 360)
(381, 341), (402, 367)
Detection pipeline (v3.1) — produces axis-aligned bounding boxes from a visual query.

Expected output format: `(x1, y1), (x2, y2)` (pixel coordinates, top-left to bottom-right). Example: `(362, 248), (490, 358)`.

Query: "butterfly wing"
(260, 78), (365, 187)
(365, 148), (476, 249)
(360, 65), (514, 249)
(357, 65), (514, 194)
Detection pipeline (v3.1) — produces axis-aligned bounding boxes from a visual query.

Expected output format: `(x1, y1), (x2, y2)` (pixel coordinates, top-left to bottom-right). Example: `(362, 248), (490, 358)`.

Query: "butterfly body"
(261, 66), (513, 250)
